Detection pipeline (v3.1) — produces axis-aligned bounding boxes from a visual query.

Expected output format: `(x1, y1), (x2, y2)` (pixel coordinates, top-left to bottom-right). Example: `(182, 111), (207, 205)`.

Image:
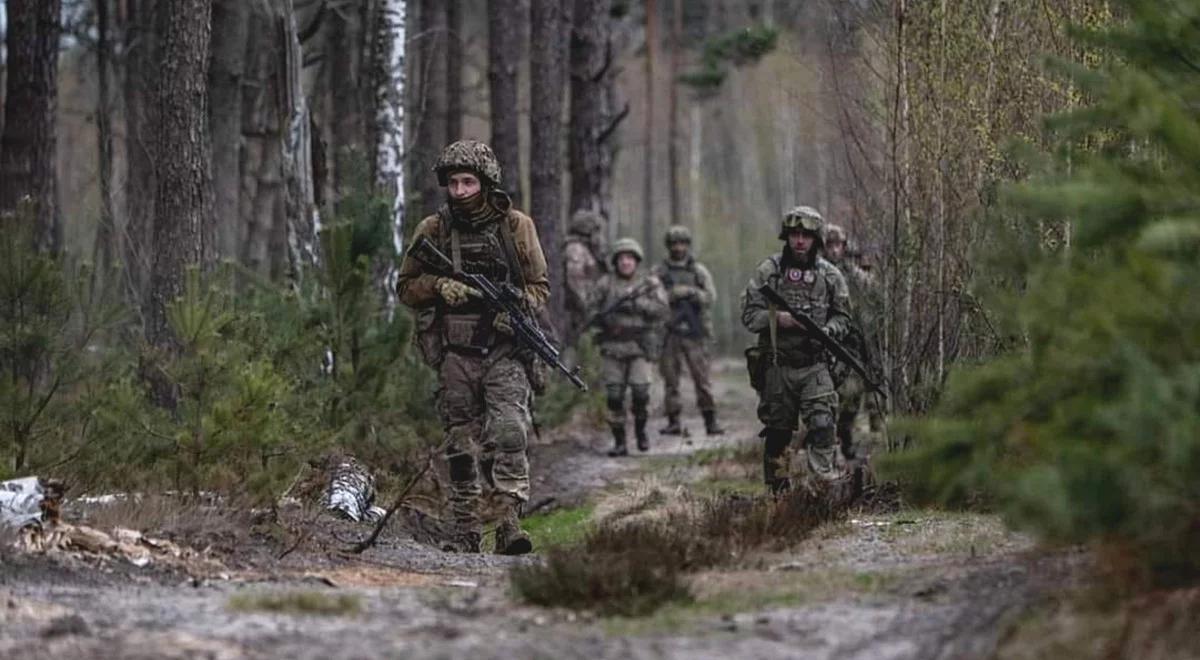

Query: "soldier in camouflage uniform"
(652, 225), (724, 436)
(562, 209), (607, 354)
(823, 223), (884, 460)
(589, 238), (669, 456)
(397, 140), (548, 555)
(741, 206), (851, 489)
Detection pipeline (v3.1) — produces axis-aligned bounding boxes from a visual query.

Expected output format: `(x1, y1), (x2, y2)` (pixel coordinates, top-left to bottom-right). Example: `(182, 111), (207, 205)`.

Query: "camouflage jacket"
(588, 272), (669, 359)
(741, 254), (851, 360)
(563, 237), (603, 316)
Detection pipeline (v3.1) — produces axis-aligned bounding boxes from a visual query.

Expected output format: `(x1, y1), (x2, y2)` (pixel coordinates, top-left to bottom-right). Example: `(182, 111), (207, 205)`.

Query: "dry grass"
(75, 495), (252, 554)
(512, 481), (852, 617)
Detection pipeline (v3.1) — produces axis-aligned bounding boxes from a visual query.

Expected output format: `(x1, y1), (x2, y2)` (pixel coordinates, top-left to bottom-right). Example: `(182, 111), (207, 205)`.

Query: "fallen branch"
(349, 459), (432, 554)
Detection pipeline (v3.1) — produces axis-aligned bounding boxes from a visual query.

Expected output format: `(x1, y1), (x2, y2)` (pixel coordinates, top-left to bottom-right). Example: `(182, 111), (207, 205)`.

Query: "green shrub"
(882, 1), (1200, 586)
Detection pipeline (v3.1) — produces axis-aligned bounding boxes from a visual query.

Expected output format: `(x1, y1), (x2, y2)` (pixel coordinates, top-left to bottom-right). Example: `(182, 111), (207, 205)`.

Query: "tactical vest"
(598, 274), (654, 341)
(760, 256), (834, 360)
(435, 208), (522, 351)
(658, 258), (705, 338)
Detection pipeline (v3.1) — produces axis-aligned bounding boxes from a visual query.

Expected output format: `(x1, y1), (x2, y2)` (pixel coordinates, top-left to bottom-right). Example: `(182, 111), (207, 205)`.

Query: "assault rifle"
(408, 236), (588, 391)
(757, 284), (887, 398)
(583, 280), (653, 330)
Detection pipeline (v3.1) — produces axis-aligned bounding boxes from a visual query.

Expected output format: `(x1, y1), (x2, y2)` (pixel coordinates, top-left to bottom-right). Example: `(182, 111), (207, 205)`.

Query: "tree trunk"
(93, 0), (118, 278)
(208, 0), (250, 260)
(328, 0), (368, 200)
(144, 0), (216, 350)
(642, 0), (657, 263)
(530, 0), (568, 333)
(0, 0), (61, 253)
(413, 0), (448, 216)
(239, 1), (287, 277)
(445, 0), (463, 141)
(122, 0), (157, 306)
(568, 0), (617, 222)
(373, 0), (407, 313)
(666, 0), (681, 227)
(282, 0), (320, 283)
(488, 0), (524, 202)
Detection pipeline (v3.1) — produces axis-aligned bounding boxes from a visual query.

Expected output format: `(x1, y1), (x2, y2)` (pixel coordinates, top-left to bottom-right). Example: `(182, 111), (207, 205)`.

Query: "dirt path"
(0, 361), (1073, 659)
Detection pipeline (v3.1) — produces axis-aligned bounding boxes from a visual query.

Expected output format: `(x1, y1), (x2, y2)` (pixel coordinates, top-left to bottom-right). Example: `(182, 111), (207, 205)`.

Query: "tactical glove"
(493, 312), (514, 335)
(437, 278), (480, 307)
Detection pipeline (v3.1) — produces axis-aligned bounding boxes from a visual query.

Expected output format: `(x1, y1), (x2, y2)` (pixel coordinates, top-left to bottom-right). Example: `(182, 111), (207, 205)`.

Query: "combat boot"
(607, 425), (629, 457)
(494, 501), (533, 556)
(703, 410), (726, 436)
(659, 414), (683, 435)
(635, 418), (650, 452)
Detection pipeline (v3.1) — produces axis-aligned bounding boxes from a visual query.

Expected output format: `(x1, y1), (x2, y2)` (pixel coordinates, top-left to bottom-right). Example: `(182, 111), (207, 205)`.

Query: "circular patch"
(786, 268), (803, 282)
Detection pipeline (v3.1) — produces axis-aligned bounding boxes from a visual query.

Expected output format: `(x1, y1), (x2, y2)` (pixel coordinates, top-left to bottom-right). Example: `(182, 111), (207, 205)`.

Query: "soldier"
(562, 209), (607, 354)
(653, 225), (724, 436)
(589, 238), (669, 456)
(741, 206), (851, 490)
(397, 140), (549, 555)
(823, 223), (883, 460)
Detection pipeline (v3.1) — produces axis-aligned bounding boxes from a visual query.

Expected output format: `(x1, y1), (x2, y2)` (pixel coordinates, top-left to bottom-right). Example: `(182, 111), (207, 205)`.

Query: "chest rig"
(435, 208), (524, 352)
(601, 275), (652, 338)
(764, 256), (831, 360)
(659, 259), (704, 338)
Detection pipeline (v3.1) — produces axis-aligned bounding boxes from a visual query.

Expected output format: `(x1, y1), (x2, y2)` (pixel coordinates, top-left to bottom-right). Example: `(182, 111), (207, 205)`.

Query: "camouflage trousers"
(660, 334), (715, 415)
(835, 371), (885, 458)
(756, 361), (840, 482)
(436, 349), (532, 531)
(601, 355), (652, 426)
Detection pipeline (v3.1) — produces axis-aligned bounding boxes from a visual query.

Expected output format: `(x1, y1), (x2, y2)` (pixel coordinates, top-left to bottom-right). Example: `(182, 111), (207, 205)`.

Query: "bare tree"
(328, 0), (368, 200)
(666, 0), (681, 227)
(121, 0), (157, 303)
(93, 0), (118, 276)
(530, 0), (568, 330)
(413, 0), (449, 216)
(488, 0), (524, 202)
(446, 0), (463, 141)
(144, 0), (216, 350)
(373, 0), (408, 312)
(641, 0), (657, 262)
(209, 0), (250, 260)
(569, 0), (621, 221)
(0, 0), (62, 252)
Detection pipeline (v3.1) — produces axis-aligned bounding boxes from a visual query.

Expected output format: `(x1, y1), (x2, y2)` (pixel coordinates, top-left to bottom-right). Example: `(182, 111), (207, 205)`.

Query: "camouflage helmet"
(663, 224), (692, 247)
(434, 139), (502, 187)
(823, 223), (847, 245)
(610, 237), (645, 265)
(779, 205), (825, 240)
(569, 209), (604, 236)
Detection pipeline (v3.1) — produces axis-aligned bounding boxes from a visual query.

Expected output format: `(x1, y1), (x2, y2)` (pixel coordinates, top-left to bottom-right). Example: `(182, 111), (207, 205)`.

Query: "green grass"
(521, 504), (595, 549)
(228, 590), (362, 617)
(690, 478), (765, 497)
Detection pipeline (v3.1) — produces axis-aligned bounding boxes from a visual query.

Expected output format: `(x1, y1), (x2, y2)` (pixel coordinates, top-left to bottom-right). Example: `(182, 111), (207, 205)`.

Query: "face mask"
(448, 190), (493, 226)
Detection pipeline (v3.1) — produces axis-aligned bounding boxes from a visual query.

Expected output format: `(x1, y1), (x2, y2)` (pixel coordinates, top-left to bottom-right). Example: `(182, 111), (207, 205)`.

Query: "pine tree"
(883, 0), (1200, 586)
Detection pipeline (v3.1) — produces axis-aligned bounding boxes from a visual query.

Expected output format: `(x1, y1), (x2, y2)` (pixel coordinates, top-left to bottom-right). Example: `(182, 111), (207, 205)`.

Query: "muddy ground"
(1, 361), (1088, 659)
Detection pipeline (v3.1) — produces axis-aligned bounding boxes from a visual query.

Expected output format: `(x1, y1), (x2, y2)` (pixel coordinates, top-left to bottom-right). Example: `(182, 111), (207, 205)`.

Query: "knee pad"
(630, 385), (651, 416)
(605, 384), (626, 412)
(447, 453), (477, 484)
(804, 424), (835, 449)
(809, 411), (835, 432)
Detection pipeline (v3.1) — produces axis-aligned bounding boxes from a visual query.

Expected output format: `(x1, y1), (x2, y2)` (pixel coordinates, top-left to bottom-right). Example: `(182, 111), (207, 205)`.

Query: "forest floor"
(0, 361), (1113, 659)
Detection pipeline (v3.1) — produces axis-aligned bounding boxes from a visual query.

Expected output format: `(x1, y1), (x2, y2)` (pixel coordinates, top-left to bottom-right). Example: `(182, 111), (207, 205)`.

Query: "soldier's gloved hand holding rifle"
(759, 284), (886, 398)
(670, 284), (698, 300)
(410, 236), (588, 391)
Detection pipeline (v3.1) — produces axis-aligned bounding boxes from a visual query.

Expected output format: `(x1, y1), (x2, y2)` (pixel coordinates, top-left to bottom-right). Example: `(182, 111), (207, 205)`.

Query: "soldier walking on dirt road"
(589, 238), (669, 456)
(397, 140), (548, 555)
(562, 209), (607, 357)
(652, 225), (725, 437)
(742, 206), (852, 490)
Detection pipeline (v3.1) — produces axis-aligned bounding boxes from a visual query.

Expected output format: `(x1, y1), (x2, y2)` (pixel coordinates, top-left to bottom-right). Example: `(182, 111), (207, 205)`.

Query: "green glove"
(437, 278), (480, 307)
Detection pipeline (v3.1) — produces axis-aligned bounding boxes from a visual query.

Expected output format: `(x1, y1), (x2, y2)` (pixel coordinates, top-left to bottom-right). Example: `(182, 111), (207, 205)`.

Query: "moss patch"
(521, 504), (595, 549)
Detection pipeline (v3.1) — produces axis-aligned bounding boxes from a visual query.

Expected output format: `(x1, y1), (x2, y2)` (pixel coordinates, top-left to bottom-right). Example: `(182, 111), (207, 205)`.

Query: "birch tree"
(373, 0), (408, 312)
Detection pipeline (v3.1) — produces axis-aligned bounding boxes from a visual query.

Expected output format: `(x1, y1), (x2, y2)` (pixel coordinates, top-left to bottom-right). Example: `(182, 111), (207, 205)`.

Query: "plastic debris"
(324, 456), (385, 523)
(1, 477), (64, 528)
